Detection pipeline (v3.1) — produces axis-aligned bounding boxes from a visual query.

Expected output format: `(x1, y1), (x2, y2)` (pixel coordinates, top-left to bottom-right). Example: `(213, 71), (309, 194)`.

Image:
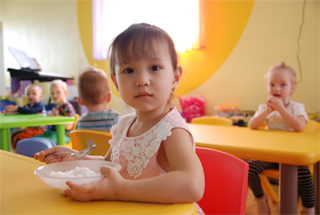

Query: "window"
(93, 0), (204, 60)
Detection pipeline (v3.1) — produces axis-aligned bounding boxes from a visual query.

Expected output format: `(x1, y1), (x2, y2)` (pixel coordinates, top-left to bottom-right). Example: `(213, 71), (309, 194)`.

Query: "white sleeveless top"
(109, 107), (194, 179)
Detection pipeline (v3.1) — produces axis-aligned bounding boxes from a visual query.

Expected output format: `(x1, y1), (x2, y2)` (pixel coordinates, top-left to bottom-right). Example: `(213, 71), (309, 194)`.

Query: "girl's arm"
(65, 129), (205, 203)
(5, 105), (18, 112)
(277, 108), (306, 131)
(53, 106), (74, 130)
(64, 123), (73, 130)
(248, 106), (272, 129)
(268, 97), (306, 132)
(17, 103), (44, 114)
(34, 145), (105, 164)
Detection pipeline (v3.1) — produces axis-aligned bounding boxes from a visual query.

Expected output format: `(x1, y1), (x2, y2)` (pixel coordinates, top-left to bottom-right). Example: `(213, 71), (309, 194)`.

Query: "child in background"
(34, 79), (75, 144)
(75, 66), (121, 131)
(5, 84), (45, 114)
(248, 63), (314, 215)
(6, 84), (46, 149)
(35, 23), (204, 213)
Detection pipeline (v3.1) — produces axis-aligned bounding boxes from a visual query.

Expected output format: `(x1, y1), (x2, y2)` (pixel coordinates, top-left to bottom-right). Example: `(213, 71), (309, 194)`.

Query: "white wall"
(0, 22), (6, 96)
(2, 0), (88, 97)
(191, 0), (319, 115)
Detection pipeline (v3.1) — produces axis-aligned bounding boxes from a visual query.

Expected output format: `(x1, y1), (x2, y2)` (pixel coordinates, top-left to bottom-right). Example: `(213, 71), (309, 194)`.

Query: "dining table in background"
(0, 150), (197, 215)
(188, 123), (320, 215)
(0, 113), (75, 151)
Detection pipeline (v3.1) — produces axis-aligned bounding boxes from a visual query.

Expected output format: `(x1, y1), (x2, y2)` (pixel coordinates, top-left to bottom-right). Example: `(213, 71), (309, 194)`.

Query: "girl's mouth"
(273, 94), (281, 98)
(136, 92), (152, 98)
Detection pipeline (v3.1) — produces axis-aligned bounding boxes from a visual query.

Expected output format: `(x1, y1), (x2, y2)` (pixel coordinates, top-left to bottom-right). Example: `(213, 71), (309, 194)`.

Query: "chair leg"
(259, 174), (279, 203)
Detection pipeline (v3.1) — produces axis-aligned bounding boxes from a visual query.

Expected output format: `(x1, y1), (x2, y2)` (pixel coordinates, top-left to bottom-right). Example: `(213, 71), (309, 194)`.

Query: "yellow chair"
(259, 120), (320, 203)
(191, 116), (233, 126)
(69, 129), (112, 156)
(64, 113), (80, 148)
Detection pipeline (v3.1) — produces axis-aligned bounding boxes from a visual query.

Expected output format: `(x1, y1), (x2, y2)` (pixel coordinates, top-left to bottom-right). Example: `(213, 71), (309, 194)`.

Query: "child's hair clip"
(280, 62), (285, 67)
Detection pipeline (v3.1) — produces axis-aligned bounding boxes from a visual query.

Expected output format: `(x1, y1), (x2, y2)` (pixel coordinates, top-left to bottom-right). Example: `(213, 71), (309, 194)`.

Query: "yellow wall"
(2, 0), (319, 115)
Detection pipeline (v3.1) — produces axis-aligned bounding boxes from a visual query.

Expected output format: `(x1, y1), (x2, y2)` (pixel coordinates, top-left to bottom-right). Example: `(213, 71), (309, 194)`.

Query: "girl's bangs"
(116, 33), (166, 65)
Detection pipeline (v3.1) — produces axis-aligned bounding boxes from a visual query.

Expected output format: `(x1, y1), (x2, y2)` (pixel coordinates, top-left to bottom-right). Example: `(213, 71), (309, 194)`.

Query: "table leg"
(0, 128), (10, 151)
(279, 164), (297, 215)
(55, 125), (65, 145)
(314, 162), (320, 215)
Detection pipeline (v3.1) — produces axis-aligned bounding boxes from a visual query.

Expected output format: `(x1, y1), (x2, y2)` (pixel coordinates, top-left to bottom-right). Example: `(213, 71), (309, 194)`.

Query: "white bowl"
(34, 160), (122, 192)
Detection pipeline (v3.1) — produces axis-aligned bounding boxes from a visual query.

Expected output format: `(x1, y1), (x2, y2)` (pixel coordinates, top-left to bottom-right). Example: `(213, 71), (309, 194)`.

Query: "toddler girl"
(248, 63), (314, 215)
(35, 23), (204, 213)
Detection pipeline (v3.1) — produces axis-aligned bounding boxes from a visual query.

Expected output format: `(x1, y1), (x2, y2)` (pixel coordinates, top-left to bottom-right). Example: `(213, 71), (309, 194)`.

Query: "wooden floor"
(246, 183), (304, 215)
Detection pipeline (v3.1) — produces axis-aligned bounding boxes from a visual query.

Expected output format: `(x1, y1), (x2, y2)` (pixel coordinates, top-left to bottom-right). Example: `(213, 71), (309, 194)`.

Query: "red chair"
(196, 147), (249, 215)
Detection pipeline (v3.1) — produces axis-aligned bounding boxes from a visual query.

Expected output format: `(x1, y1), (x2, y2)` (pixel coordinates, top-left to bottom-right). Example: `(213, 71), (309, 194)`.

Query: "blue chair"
(15, 137), (56, 158)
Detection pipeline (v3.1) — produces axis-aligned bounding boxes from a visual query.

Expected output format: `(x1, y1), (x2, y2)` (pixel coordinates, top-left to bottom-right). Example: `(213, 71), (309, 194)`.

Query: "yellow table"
(188, 124), (320, 215)
(0, 150), (197, 215)
(0, 113), (75, 151)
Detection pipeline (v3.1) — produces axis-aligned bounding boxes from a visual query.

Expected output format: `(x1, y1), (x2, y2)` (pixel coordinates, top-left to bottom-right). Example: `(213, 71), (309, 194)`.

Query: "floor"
(246, 183), (304, 215)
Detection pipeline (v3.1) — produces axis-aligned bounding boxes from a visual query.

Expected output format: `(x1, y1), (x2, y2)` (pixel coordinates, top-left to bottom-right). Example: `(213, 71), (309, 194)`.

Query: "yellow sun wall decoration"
(77, 0), (254, 97)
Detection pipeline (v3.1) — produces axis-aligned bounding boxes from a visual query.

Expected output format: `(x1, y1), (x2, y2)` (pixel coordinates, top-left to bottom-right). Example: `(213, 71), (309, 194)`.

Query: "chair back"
(70, 129), (112, 156)
(65, 113), (80, 148)
(303, 120), (320, 132)
(196, 147), (248, 214)
(72, 114), (80, 130)
(16, 137), (56, 158)
(191, 116), (233, 126)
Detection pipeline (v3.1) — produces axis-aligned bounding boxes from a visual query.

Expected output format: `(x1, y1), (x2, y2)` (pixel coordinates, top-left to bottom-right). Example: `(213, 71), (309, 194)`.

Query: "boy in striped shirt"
(75, 66), (121, 131)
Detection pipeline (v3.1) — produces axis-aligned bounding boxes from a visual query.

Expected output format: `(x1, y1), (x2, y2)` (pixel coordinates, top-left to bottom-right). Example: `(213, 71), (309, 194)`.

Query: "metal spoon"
(38, 140), (96, 158)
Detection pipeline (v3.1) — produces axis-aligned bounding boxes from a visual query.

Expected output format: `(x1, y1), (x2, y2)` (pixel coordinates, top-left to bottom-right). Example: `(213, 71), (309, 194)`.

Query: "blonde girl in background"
(34, 79), (75, 144)
(248, 63), (314, 215)
(35, 23), (205, 213)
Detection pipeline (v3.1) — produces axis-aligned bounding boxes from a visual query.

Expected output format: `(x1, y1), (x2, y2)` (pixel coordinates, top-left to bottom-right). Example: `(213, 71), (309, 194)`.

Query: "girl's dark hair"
(108, 23), (179, 75)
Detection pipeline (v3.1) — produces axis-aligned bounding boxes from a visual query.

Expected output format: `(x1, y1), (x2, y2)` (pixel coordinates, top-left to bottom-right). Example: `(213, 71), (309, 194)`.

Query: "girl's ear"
(64, 89), (68, 97)
(111, 74), (119, 91)
(290, 83), (296, 94)
(77, 96), (84, 106)
(172, 66), (183, 90)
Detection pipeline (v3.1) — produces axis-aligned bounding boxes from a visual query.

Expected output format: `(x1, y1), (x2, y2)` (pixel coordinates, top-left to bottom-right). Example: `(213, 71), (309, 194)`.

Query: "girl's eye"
(150, 66), (160, 71)
(124, 68), (134, 74)
(281, 83), (286, 87)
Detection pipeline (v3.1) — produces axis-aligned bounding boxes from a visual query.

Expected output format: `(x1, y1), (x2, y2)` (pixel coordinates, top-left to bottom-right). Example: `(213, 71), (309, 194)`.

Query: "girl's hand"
(51, 107), (59, 116)
(265, 103), (274, 113)
(267, 96), (284, 111)
(64, 166), (123, 201)
(5, 105), (18, 112)
(34, 146), (78, 164)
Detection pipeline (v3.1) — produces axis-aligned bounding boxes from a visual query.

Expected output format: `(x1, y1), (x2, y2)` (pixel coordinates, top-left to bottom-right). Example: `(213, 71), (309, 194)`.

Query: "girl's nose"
(136, 71), (150, 87)
(274, 85), (281, 91)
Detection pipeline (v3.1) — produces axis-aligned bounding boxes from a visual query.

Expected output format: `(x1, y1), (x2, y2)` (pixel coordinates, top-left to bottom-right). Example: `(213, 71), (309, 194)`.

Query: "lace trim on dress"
(121, 119), (172, 179)
(109, 114), (131, 163)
